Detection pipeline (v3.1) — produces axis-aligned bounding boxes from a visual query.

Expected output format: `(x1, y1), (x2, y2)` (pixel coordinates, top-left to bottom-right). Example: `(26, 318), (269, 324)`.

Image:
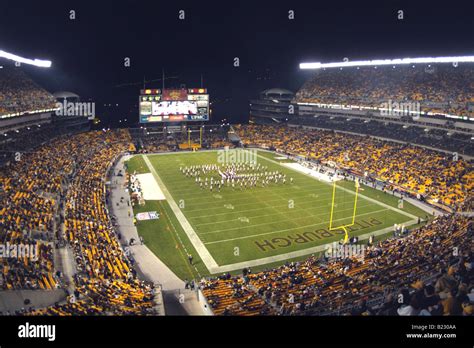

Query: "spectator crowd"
(0, 66), (56, 116)
(295, 65), (474, 117)
(1, 129), (156, 315)
(290, 116), (474, 156)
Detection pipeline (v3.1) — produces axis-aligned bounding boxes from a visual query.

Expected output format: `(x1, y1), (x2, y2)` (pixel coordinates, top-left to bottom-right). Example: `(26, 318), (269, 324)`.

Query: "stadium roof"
(300, 55), (474, 70)
(261, 88), (294, 96)
(53, 91), (80, 99)
(0, 49), (51, 68)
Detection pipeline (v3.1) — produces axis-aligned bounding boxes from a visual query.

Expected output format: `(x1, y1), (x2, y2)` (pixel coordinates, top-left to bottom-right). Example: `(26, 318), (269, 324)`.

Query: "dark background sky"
(0, 0), (473, 126)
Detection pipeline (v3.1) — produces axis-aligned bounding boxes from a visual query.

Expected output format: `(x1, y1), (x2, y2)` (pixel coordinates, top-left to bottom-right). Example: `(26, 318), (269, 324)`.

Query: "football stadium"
(0, 1), (473, 346)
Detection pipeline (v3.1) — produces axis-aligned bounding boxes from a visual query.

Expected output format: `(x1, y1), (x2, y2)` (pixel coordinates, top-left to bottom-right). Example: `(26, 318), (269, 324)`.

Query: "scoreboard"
(139, 88), (209, 123)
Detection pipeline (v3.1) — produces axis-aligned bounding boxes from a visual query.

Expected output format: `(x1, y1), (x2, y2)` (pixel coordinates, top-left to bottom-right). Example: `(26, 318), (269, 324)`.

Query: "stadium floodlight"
(299, 55), (474, 69)
(0, 50), (52, 68)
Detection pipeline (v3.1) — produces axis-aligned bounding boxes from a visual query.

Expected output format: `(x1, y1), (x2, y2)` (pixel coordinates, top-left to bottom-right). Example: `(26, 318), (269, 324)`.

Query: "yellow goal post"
(328, 178), (360, 244)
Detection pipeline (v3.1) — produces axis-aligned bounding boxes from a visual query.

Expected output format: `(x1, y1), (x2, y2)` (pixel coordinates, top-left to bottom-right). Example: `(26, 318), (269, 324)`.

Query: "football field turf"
(129, 149), (426, 278)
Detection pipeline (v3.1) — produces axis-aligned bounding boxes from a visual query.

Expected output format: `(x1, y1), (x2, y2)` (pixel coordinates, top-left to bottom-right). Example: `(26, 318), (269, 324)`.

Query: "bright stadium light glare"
(0, 49), (52, 68)
(299, 55), (474, 69)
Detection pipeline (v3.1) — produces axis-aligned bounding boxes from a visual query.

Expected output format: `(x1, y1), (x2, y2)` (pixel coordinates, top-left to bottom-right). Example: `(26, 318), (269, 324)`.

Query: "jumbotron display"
(139, 88), (209, 123)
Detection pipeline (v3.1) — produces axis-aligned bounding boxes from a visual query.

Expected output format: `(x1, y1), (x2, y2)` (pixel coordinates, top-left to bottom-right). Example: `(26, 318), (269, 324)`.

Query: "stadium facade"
(249, 88), (297, 124)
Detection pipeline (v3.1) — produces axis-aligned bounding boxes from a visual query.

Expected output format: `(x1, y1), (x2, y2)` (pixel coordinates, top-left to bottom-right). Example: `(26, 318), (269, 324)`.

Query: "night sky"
(0, 0), (472, 126)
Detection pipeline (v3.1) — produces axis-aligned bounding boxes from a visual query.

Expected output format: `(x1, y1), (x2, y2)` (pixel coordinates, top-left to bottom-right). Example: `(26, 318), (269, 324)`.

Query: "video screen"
(151, 100), (198, 116)
(139, 101), (152, 116)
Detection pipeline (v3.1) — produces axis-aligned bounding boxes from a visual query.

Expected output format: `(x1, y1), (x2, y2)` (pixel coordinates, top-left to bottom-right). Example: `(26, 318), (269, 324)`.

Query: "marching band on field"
(179, 163), (293, 192)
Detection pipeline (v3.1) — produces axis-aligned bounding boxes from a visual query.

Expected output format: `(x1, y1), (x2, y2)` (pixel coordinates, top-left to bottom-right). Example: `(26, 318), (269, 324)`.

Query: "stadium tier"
(1, 130), (155, 314)
(289, 116), (474, 156)
(0, 65), (57, 118)
(295, 64), (474, 118)
(249, 88), (296, 124)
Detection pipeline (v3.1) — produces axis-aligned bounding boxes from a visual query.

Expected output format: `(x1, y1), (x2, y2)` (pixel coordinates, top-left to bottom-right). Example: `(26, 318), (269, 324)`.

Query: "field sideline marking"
(143, 155), (220, 273)
(159, 201), (202, 279)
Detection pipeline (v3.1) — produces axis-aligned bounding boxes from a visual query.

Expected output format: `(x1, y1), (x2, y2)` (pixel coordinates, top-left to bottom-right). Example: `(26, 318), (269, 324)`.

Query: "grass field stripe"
(251, 149), (418, 220)
(203, 208), (390, 244)
(185, 197), (376, 219)
(167, 183), (331, 202)
(180, 189), (331, 210)
(180, 187), (377, 213)
(191, 200), (376, 228)
(196, 201), (376, 231)
(238, 166), (341, 231)
(236, 182), (303, 232)
(181, 190), (335, 213)
(143, 155), (219, 272)
(201, 206), (393, 241)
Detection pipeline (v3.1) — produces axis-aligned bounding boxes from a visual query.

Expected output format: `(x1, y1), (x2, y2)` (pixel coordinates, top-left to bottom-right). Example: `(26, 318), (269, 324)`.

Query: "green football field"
(127, 149), (427, 280)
